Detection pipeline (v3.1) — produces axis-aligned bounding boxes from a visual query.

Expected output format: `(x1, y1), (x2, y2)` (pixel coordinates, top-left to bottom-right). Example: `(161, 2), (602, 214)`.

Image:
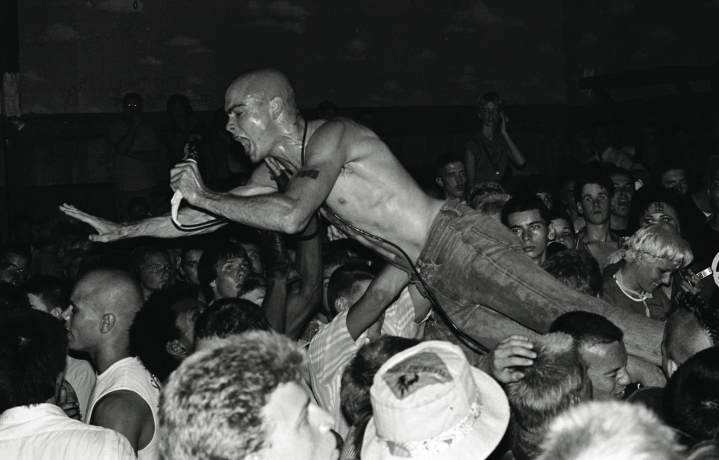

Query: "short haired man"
(361, 340), (510, 460)
(573, 172), (622, 268)
(664, 347), (719, 447)
(505, 333), (591, 460)
(0, 309), (134, 460)
(193, 298), (272, 351)
(537, 401), (683, 460)
(23, 274), (69, 317)
(132, 246), (172, 301)
(542, 249), (602, 297)
(435, 153), (467, 201)
(179, 245), (203, 287)
(502, 194), (554, 266)
(602, 223), (693, 320)
(309, 263), (432, 437)
(549, 312), (631, 401)
(609, 168), (635, 238)
(548, 209), (576, 251)
(197, 239), (251, 303)
(629, 292), (719, 420)
(109, 92), (162, 221)
(130, 288), (205, 383)
(66, 268), (160, 459)
(160, 331), (338, 460)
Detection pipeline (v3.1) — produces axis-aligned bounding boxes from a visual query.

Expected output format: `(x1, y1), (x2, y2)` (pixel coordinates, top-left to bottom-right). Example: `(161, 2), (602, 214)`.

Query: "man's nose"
(617, 369), (632, 385)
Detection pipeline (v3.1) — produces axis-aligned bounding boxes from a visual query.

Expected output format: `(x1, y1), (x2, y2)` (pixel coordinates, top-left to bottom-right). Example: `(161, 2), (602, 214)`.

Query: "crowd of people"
(1, 68), (719, 460)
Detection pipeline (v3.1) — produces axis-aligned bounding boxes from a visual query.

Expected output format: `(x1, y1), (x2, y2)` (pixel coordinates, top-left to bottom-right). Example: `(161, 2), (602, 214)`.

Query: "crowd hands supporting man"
(1, 69), (718, 460)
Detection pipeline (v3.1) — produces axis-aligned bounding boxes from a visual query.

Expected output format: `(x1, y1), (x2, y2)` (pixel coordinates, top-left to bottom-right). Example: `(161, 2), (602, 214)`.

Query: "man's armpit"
(295, 170), (320, 180)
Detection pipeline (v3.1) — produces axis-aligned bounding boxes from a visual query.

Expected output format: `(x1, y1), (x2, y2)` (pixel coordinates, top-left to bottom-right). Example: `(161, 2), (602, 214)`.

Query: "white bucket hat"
(361, 340), (510, 460)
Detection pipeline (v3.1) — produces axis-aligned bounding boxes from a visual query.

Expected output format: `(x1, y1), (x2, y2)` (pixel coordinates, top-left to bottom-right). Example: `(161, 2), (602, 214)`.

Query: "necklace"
(614, 271), (651, 317)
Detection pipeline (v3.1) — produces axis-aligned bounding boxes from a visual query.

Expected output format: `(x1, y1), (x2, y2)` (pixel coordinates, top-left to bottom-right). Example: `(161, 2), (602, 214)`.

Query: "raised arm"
(60, 163), (278, 242)
(346, 263), (410, 341)
(172, 121), (348, 234)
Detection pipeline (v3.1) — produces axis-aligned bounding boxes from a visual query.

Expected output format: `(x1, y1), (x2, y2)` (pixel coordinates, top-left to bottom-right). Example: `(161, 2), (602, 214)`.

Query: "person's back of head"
(542, 249), (602, 297)
(0, 309), (68, 413)
(327, 263), (376, 315)
(130, 287), (200, 383)
(549, 311), (623, 349)
(505, 333), (587, 458)
(468, 182), (510, 218)
(159, 331), (306, 460)
(501, 193), (551, 227)
(665, 346), (719, 447)
(23, 275), (69, 317)
(663, 293), (719, 378)
(193, 298), (271, 351)
(537, 401), (684, 460)
(0, 281), (32, 311)
(340, 336), (420, 458)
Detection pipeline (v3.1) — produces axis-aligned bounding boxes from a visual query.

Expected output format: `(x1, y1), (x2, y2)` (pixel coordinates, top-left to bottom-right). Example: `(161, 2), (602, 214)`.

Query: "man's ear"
(547, 222), (556, 241)
(666, 359), (678, 378)
(335, 297), (347, 314)
(269, 96), (283, 119)
(435, 177), (444, 188)
(100, 313), (116, 334)
(210, 279), (216, 289)
(166, 340), (189, 357)
(576, 202), (584, 215)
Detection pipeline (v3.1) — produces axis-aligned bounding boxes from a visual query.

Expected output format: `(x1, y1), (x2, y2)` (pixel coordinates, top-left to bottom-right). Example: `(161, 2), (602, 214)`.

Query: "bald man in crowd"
(66, 268), (160, 460)
(62, 68), (663, 363)
(628, 292), (719, 420)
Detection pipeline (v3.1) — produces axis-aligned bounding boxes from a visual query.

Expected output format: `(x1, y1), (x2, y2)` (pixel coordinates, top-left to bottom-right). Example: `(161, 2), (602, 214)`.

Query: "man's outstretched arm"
(174, 122), (348, 234)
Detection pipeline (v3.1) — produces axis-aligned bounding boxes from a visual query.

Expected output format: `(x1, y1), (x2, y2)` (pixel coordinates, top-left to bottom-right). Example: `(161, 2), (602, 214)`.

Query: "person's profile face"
(225, 87), (273, 163)
(582, 340), (630, 401)
(661, 169), (688, 196)
(140, 253), (172, 292)
(639, 202), (680, 232)
(610, 173), (633, 218)
(536, 192), (554, 210)
(577, 183), (611, 225)
(211, 253), (251, 300)
(259, 382), (338, 460)
(636, 255), (677, 293)
(437, 162), (467, 200)
(507, 209), (552, 264)
(171, 297), (205, 353)
(3, 252), (30, 282)
(66, 282), (103, 352)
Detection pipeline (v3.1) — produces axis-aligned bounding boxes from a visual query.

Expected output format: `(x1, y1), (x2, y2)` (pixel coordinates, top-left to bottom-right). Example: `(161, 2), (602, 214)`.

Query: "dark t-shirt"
(602, 260), (672, 320)
(466, 130), (512, 185)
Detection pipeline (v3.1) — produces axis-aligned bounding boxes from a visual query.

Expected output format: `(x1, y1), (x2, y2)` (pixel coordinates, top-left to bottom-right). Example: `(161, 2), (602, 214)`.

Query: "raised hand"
(479, 335), (536, 384)
(60, 204), (127, 243)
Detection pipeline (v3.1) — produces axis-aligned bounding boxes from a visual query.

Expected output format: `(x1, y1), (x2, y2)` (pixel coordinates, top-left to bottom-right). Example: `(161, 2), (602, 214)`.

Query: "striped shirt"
(308, 287), (428, 437)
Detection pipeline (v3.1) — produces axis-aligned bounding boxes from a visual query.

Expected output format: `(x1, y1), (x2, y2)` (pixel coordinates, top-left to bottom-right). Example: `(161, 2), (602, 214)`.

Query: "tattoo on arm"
(295, 170), (320, 180)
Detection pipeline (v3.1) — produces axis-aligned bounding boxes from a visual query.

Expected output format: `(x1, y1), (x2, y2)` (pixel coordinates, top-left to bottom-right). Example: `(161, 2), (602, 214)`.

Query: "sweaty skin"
(60, 69), (664, 364)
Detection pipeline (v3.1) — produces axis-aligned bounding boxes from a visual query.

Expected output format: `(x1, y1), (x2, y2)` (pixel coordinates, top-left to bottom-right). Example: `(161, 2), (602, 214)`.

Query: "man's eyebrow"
(225, 103), (245, 114)
(528, 220), (544, 227)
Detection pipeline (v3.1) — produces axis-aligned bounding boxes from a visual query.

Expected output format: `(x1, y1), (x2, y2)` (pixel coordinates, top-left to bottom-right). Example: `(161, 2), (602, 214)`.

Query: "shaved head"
(664, 310), (712, 367)
(225, 68), (296, 114)
(76, 268), (143, 318)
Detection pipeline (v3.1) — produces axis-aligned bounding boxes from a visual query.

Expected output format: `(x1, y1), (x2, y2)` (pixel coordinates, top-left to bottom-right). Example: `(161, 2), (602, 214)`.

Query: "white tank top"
(87, 357), (161, 460)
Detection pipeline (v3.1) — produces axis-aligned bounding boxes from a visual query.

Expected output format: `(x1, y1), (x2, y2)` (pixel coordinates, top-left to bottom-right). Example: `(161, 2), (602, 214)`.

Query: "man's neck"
(709, 213), (719, 232)
(610, 214), (629, 231)
(264, 117), (317, 169)
(91, 341), (132, 375)
(532, 254), (546, 267)
(583, 221), (612, 242)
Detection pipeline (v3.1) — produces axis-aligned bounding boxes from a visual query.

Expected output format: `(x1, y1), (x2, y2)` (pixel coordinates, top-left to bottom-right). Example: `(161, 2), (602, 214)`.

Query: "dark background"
(2, 0), (718, 231)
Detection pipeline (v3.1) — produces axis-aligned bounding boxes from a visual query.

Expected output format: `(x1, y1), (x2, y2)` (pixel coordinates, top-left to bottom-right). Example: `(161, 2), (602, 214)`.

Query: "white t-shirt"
(87, 357), (161, 460)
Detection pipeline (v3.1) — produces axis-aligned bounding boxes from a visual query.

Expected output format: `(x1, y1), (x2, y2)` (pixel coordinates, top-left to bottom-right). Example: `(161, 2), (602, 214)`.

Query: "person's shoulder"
(92, 390), (153, 423)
